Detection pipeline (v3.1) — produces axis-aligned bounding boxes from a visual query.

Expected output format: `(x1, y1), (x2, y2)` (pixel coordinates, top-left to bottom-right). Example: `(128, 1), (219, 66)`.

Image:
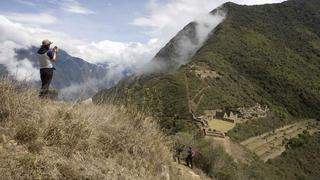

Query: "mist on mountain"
(139, 8), (226, 74)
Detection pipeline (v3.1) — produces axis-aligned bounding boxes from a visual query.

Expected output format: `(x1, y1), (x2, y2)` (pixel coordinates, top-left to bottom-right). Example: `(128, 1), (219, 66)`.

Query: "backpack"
(191, 150), (196, 157)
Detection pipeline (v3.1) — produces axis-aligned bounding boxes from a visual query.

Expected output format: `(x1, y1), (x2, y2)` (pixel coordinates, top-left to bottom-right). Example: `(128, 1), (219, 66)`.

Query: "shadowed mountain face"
(94, 0), (320, 134)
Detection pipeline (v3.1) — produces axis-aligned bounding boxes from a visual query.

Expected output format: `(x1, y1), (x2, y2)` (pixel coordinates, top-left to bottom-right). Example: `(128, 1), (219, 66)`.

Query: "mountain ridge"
(93, 1), (320, 177)
(94, 0), (320, 135)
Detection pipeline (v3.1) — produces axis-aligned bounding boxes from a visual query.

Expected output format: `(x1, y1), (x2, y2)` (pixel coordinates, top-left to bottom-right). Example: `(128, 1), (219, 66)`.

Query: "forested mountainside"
(93, 1), (320, 178)
(95, 0), (320, 136)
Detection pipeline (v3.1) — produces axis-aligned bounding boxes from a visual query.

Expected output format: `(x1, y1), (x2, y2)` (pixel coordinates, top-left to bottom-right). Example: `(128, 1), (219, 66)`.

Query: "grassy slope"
(197, 0), (320, 117)
(93, 2), (320, 178)
(205, 0), (320, 140)
(174, 129), (320, 180)
(95, 0), (320, 139)
(0, 80), (210, 180)
(242, 132), (320, 180)
(268, 132), (320, 180)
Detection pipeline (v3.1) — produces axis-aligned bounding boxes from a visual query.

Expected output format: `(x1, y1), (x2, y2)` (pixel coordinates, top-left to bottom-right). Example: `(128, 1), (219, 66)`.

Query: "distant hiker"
(37, 40), (58, 97)
(186, 146), (195, 169)
(174, 147), (183, 164)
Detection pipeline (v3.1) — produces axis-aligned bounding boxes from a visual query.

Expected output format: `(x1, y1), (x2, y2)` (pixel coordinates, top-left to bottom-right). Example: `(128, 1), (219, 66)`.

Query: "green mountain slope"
(94, 0), (320, 136)
(238, 132), (320, 180)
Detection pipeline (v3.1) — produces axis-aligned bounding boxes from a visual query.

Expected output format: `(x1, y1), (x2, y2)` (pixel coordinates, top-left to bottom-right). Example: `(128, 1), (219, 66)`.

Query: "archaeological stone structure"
(192, 104), (270, 138)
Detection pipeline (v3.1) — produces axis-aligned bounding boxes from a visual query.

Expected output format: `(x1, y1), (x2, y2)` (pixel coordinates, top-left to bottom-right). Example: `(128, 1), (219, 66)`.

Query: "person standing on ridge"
(37, 40), (58, 97)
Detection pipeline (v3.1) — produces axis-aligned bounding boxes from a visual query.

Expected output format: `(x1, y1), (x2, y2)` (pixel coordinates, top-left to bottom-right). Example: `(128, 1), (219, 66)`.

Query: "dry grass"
(0, 79), (196, 180)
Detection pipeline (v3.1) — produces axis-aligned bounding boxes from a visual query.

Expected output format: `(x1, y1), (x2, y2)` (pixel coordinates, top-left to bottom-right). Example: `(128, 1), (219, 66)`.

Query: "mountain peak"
(95, 0), (320, 139)
(139, 6), (226, 75)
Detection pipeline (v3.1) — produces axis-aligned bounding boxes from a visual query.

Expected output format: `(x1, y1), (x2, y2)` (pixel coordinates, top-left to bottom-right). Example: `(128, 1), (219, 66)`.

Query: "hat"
(42, 39), (53, 46)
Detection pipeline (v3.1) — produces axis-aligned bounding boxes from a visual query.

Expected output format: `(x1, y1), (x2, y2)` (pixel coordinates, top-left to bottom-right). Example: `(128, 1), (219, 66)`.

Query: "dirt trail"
(176, 164), (202, 180)
(193, 94), (205, 113)
(172, 161), (212, 180)
(184, 72), (209, 113)
(184, 74), (192, 113)
(192, 87), (208, 102)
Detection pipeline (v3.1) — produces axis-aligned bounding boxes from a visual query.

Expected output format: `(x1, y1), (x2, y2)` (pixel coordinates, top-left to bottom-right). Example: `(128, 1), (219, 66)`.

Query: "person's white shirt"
(38, 49), (57, 69)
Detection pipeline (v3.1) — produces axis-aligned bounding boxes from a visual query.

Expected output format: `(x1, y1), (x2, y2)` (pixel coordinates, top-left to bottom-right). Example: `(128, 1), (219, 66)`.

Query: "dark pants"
(186, 155), (193, 169)
(39, 68), (53, 97)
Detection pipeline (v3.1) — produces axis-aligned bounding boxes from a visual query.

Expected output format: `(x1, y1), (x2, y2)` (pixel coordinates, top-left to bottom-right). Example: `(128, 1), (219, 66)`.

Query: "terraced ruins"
(240, 119), (320, 162)
(192, 103), (269, 138)
(185, 65), (271, 139)
(187, 68), (320, 162)
(190, 65), (222, 80)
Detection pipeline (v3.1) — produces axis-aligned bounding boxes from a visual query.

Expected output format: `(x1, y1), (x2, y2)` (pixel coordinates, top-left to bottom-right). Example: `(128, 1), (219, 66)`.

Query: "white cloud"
(234, 0), (286, 5)
(140, 10), (226, 74)
(75, 39), (160, 65)
(4, 12), (57, 25)
(60, 0), (94, 14)
(0, 41), (39, 81)
(0, 15), (156, 81)
(132, 0), (285, 44)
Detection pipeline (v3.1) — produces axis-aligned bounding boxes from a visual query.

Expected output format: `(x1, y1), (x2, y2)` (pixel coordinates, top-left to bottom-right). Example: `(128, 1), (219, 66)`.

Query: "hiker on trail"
(174, 147), (183, 164)
(37, 40), (58, 97)
(186, 146), (195, 169)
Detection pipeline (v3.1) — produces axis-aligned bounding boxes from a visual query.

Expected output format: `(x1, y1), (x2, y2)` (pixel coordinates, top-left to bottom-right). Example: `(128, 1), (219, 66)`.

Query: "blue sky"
(0, 0), (285, 43)
(0, 0), (155, 42)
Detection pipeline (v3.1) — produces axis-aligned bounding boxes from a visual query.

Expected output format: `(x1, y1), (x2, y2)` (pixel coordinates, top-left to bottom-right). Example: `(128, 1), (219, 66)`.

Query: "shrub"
(287, 131), (311, 149)
(173, 131), (238, 179)
(14, 123), (39, 144)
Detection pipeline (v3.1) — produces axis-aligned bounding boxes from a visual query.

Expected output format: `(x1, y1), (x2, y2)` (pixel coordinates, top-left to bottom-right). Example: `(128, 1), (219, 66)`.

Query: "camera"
(53, 46), (59, 53)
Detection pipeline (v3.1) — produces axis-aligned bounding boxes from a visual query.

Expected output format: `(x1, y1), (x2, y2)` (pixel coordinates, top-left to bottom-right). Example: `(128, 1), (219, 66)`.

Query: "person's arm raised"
(50, 47), (58, 62)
